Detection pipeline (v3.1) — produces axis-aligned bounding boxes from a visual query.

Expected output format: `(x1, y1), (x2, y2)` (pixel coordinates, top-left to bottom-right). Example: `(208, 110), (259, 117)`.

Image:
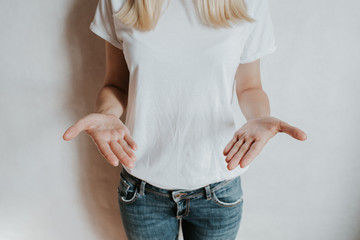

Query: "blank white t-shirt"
(90, 0), (277, 190)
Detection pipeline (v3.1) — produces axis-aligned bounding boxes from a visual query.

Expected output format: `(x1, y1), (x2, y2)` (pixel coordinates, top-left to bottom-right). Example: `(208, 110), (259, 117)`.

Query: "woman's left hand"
(223, 116), (307, 170)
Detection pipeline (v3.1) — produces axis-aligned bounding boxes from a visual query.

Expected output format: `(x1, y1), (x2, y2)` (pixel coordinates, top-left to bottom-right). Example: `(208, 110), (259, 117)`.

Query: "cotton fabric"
(90, 0), (277, 190)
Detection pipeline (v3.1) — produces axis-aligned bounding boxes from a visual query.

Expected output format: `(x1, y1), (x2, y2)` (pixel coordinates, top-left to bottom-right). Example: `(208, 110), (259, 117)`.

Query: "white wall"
(1, 0), (359, 239)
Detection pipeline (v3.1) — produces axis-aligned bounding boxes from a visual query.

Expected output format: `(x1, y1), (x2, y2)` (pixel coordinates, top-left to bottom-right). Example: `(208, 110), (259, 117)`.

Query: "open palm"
(223, 116), (307, 170)
(62, 113), (137, 168)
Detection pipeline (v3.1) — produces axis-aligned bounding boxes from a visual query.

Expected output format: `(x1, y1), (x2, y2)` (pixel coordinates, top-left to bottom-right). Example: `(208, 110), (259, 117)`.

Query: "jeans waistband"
(120, 167), (237, 199)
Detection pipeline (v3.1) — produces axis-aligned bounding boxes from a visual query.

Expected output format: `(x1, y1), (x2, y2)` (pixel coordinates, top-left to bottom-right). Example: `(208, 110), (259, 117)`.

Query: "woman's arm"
(63, 42), (137, 168)
(235, 59), (270, 121)
(95, 42), (130, 118)
(223, 59), (307, 170)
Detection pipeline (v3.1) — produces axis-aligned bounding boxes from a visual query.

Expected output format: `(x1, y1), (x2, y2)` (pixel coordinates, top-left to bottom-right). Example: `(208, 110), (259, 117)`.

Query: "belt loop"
(139, 180), (146, 196)
(204, 185), (211, 200)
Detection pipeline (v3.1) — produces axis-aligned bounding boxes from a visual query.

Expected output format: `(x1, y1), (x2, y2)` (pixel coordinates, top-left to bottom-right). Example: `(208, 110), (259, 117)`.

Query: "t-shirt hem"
(123, 165), (250, 191)
(239, 45), (277, 64)
(89, 22), (123, 50)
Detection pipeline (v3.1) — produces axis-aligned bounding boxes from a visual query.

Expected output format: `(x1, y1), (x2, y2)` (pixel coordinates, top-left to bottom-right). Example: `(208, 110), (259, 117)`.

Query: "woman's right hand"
(62, 113), (137, 168)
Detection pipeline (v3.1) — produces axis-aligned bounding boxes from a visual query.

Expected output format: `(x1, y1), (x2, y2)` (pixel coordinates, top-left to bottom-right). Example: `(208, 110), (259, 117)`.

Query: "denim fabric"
(117, 168), (244, 240)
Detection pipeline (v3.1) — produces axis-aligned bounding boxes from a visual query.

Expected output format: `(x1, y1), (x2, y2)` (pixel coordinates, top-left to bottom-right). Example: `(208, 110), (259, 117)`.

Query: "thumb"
(63, 118), (89, 141)
(278, 121), (307, 141)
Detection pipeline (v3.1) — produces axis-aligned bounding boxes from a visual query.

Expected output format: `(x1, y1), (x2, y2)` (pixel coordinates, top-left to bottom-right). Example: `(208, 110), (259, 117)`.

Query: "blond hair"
(114, 0), (255, 31)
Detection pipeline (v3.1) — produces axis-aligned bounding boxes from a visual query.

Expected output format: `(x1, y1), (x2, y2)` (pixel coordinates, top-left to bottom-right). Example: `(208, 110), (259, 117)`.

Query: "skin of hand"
(62, 42), (136, 168)
(224, 59), (308, 170)
(223, 116), (307, 170)
(62, 112), (138, 168)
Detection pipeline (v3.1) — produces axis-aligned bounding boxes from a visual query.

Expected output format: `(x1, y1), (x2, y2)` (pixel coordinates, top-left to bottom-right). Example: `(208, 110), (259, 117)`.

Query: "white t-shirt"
(90, 0), (277, 190)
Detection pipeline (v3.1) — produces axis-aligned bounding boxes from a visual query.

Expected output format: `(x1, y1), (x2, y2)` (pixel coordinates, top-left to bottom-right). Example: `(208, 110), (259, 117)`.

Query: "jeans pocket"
(211, 176), (243, 207)
(117, 174), (139, 204)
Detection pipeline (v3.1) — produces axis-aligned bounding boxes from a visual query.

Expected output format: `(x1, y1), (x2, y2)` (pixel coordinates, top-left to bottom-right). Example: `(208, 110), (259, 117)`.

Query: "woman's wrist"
(94, 108), (122, 118)
(94, 86), (127, 119)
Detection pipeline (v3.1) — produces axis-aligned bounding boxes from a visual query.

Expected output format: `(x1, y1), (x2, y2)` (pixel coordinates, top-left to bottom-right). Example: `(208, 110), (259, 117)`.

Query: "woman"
(63, 0), (307, 239)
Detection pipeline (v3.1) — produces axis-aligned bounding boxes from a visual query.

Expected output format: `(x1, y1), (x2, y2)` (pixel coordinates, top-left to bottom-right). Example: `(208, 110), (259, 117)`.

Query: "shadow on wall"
(64, 0), (127, 239)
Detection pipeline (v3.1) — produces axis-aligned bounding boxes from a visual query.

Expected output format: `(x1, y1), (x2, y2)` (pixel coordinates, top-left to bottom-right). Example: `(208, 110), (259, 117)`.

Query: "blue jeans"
(117, 167), (244, 240)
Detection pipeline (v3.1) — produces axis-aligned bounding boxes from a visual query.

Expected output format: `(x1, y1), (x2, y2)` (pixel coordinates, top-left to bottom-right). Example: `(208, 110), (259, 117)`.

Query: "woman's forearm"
(236, 88), (270, 121)
(94, 85), (128, 118)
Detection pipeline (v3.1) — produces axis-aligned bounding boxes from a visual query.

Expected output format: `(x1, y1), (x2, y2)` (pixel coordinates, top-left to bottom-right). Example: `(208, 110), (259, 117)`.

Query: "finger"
(109, 140), (134, 168)
(223, 136), (238, 156)
(278, 121), (307, 141)
(63, 125), (82, 141)
(239, 140), (265, 168)
(63, 118), (90, 141)
(124, 134), (138, 151)
(118, 138), (136, 161)
(227, 139), (254, 170)
(225, 138), (245, 163)
(223, 131), (245, 155)
(94, 139), (120, 167)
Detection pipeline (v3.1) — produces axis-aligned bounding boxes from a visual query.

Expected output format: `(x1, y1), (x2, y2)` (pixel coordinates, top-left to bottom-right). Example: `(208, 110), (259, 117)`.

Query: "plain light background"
(1, 0), (359, 239)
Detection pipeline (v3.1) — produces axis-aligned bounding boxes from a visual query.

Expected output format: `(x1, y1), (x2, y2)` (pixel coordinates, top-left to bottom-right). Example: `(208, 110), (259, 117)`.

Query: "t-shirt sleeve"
(239, 0), (277, 64)
(89, 0), (123, 50)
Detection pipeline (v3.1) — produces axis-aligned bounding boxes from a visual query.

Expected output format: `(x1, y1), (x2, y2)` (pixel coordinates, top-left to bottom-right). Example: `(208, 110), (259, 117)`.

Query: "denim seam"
(131, 180), (239, 204)
(121, 170), (238, 198)
(212, 194), (243, 208)
(184, 192), (203, 200)
(211, 178), (234, 192)
(185, 198), (190, 217)
(145, 187), (171, 197)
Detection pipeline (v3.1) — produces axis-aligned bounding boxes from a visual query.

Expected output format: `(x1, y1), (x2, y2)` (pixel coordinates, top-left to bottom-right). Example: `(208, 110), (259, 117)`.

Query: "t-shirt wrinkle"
(90, 0), (277, 190)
